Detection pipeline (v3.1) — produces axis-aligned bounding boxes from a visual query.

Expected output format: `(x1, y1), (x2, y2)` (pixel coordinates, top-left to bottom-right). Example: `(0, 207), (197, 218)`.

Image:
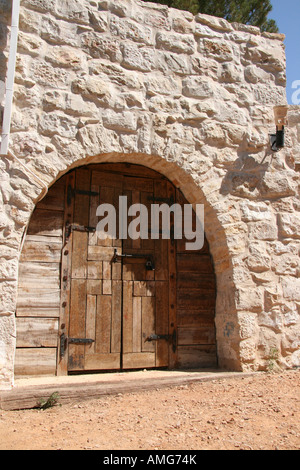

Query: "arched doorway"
(15, 163), (217, 377)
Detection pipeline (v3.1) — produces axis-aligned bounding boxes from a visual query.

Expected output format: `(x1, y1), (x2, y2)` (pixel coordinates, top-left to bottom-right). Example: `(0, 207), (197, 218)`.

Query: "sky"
(270, 0), (300, 104)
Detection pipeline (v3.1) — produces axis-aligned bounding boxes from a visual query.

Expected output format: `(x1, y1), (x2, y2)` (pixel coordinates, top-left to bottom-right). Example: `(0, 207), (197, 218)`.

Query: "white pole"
(0, 0), (21, 155)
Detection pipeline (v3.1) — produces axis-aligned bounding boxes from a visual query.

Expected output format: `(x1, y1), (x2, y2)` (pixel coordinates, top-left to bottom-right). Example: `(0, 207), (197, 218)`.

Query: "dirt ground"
(0, 370), (299, 451)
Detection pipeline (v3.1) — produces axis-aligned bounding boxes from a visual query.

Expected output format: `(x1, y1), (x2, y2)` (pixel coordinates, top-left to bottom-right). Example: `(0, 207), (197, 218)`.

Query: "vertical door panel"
(67, 169), (123, 371)
(65, 165), (174, 373)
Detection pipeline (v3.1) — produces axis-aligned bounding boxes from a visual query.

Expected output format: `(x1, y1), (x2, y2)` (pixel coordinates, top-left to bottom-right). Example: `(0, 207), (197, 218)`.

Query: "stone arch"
(13, 150), (241, 377)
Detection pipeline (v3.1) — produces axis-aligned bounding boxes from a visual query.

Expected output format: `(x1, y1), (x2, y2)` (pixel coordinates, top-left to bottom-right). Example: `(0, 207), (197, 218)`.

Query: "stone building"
(0, 0), (299, 390)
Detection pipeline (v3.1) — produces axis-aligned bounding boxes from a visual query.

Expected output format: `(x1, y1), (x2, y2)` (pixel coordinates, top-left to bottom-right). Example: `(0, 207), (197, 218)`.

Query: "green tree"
(142, 0), (278, 33)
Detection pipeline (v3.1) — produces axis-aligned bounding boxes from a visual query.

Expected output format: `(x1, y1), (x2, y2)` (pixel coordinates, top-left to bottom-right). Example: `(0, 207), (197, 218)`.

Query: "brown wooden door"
(16, 163), (216, 378)
(62, 165), (176, 373)
(120, 176), (174, 370)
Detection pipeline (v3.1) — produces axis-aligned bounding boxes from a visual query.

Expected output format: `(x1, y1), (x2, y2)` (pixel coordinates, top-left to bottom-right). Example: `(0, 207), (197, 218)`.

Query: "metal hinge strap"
(68, 338), (95, 345)
(67, 185), (98, 205)
(65, 223), (96, 239)
(144, 330), (177, 353)
(60, 334), (95, 358)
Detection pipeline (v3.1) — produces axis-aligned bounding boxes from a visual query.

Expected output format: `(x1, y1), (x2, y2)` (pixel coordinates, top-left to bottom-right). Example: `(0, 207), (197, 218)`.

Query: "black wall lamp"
(270, 105), (288, 152)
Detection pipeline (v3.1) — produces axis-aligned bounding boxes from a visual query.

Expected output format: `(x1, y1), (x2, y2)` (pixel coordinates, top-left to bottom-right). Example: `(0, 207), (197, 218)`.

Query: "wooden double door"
(15, 163), (217, 377)
(59, 164), (177, 374)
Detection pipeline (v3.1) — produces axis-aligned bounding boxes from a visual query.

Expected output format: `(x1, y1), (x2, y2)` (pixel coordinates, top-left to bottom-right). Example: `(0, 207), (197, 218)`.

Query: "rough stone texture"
(0, 0), (299, 388)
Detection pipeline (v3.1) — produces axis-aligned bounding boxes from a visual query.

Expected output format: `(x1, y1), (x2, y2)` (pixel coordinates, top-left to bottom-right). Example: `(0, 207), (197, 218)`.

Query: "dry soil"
(0, 370), (299, 450)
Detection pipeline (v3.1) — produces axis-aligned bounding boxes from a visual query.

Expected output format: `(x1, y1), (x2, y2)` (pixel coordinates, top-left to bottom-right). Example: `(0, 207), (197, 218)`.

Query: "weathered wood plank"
(178, 327), (216, 346)
(68, 279), (86, 371)
(91, 171), (123, 189)
(16, 318), (59, 348)
(122, 352), (156, 369)
(87, 280), (102, 295)
(16, 307), (60, 318)
(133, 281), (155, 297)
(95, 294), (111, 354)
(84, 353), (120, 371)
(38, 176), (66, 211)
(177, 272), (216, 290)
(71, 231), (88, 279)
(18, 262), (60, 284)
(177, 345), (217, 369)
(123, 176), (153, 193)
(177, 254), (214, 273)
(177, 310), (216, 327)
(155, 281), (169, 367)
(14, 348), (57, 377)
(89, 163), (164, 180)
(87, 246), (115, 261)
(177, 290), (216, 309)
(122, 281), (133, 354)
(102, 280), (112, 295)
(141, 296), (155, 353)
(153, 179), (169, 281)
(27, 209), (64, 237)
(87, 261), (102, 280)
(73, 167), (91, 227)
(86, 295), (96, 354)
(20, 240), (62, 263)
(132, 297), (142, 353)
(1, 372), (255, 411)
(16, 290), (61, 309)
(111, 281), (122, 354)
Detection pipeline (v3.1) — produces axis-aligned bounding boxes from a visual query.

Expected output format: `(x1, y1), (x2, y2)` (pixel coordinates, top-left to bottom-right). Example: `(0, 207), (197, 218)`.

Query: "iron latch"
(145, 334), (170, 342)
(60, 333), (95, 358)
(145, 330), (177, 353)
(113, 249), (155, 271)
(68, 338), (95, 345)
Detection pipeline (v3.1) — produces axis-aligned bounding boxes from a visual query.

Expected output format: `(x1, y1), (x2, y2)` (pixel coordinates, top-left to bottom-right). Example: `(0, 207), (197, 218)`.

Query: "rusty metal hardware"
(68, 338), (95, 345)
(67, 185), (98, 205)
(113, 249), (155, 270)
(65, 223), (96, 239)
(145, 334), (170, 342)
(145, 330), (177, 353)
(60, 333), (95, 358)
(60, 333), (67, 358)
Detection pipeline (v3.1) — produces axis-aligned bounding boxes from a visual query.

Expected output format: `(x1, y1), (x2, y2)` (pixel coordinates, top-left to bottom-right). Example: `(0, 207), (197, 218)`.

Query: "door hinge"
(67, 185), (98, 205)
(144, 330), (177, 353)
(65, 223), (96, 239)
(60, 333), (95, 358)
(68, 337), (95, 345)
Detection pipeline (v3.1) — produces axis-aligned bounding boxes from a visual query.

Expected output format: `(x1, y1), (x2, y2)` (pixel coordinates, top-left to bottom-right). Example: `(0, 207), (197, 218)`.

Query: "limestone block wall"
(0, 0), (299, 389)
